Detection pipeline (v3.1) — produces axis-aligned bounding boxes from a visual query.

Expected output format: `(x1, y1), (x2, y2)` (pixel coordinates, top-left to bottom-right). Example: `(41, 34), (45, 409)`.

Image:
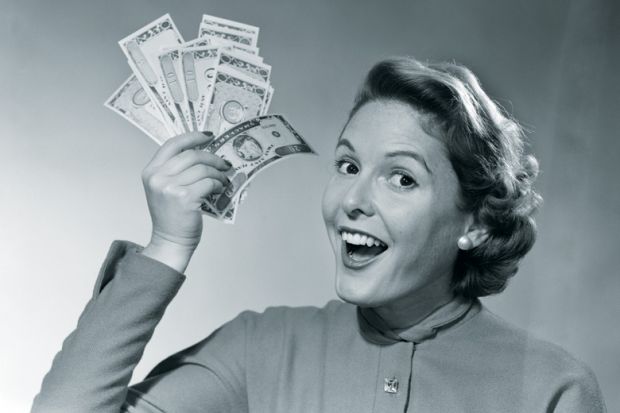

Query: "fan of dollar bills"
(105, 14), (315, 223)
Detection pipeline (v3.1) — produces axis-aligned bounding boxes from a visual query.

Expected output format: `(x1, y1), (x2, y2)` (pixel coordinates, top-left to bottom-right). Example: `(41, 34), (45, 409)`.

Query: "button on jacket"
(32, 240), (607, 412)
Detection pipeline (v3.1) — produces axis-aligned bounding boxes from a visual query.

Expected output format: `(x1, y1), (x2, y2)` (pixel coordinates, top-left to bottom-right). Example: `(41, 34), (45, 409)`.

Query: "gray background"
(1, 0), (618, 410)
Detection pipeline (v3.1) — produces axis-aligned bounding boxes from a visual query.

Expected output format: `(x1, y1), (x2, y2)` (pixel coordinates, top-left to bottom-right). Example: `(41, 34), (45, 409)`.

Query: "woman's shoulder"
(237, 299), (355, 331)
(462, 302), (602, 390)
(157, 300), (355, 371)
(199, 300), (357, 363)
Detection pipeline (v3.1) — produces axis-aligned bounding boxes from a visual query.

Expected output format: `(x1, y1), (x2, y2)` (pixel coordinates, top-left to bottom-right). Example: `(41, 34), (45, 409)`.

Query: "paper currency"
(105, 75), (170, 144)
(261, 86), (275, 115)
(200, 193), (240, 224)
(107, 14), (314, 223)
(201, 115), (315, 217)
(181, 46), (221, 130)
(119, 14), (187, 135)
(202, 66), (269, 135)
(184, 37), (261, 57)
(200, 14), (259, 37)
(217, 48), (271, 83)
(159, 48), (195, 130)
(109, 14), (269, 144)
(198, 22), (258, 48)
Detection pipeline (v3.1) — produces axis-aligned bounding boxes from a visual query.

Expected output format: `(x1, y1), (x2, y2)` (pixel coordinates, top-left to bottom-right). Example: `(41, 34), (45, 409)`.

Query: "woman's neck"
(372, 280), (455, 331)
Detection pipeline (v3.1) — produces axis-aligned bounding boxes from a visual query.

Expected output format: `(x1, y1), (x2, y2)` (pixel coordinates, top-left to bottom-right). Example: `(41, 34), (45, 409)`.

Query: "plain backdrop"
(1, 0), (619, 411)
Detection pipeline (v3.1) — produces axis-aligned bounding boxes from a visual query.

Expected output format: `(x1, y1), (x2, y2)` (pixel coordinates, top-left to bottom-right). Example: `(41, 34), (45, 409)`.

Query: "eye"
(388, 172), (417, 189)
(335, 159), (359, 175)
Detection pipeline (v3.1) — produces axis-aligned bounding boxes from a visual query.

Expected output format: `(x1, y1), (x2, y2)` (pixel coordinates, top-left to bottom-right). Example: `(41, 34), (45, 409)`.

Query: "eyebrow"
(385, 150), (433, 175)
(335, 138), (355, 152)
(336, 138), (433, 175)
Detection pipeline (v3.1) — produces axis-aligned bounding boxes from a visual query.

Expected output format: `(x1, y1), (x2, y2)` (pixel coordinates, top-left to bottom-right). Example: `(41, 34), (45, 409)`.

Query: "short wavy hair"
(350, 57), (542, 298)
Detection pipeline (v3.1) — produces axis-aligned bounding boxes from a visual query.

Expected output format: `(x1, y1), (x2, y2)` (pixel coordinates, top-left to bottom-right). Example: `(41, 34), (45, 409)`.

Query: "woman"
(32, 57), (606, 412)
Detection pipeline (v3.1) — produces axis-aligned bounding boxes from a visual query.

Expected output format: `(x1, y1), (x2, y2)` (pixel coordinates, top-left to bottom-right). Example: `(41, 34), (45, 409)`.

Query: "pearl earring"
(457, 236), (473, 250)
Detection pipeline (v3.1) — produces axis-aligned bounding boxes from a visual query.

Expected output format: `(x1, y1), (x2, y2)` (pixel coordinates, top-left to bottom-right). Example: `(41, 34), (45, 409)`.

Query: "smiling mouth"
(340, 230), (388, 266)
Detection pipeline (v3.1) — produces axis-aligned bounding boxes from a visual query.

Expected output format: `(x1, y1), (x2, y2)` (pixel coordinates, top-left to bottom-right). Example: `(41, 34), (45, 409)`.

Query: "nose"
(341, 174), (375, 218)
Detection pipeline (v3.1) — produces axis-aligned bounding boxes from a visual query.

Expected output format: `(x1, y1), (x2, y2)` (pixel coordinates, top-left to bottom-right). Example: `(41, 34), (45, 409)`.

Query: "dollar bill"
(201, 115), (316, 217)
(119, 14), (187, 135)
(180, 46), (221, 132)
(105, 75), (170, 144)
(200, 192), (240, 224)
(202, 66), (269, 135)
(198, 23), (258, 48)
(200, 14), (259, 37)
(158, 48), (195, 130)
(183, 37), (261, 57)
(108, 14), (308, 224)
(218, 48), (271, 83)
(261, 86), (275, 115)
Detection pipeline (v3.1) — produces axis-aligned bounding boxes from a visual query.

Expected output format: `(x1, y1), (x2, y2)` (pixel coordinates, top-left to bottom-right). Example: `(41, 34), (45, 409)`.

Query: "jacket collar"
(357, 295), (475, 344)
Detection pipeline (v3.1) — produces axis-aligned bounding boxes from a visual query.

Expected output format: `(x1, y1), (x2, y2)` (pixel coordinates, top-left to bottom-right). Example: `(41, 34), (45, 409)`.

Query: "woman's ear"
(458, 216), (489, 250)
(467, 228), (489, 247)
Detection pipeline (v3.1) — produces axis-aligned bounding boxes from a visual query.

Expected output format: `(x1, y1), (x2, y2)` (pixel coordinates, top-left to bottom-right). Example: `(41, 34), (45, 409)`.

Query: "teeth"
(340, 231), (386, 247)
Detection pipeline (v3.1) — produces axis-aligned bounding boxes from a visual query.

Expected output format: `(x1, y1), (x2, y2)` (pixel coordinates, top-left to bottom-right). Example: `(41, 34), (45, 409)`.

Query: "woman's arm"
(549, 363), (607, 413)
(32, 132), (235, 412)
(32, 239), (250, 413)
(31, 240), (186, 413)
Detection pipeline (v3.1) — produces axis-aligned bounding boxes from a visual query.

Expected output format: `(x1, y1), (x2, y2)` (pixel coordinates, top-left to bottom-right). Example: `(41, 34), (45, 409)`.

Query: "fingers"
(162, 149), (232, 176)
(185, 178), (225, 208)
(172, 164), (230, 186)
(143, 173), (224, 211)
(148, 132), (214, 169)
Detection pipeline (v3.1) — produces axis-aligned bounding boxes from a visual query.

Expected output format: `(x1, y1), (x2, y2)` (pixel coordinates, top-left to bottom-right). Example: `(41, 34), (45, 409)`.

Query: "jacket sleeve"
(550, 362), (607, 413)
(123, 310), (251, 413)
(31, 240), (186, 413)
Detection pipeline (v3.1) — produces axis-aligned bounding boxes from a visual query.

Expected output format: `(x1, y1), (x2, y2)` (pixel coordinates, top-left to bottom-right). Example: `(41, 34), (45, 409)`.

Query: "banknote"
(200, 14), (259, 36)
(159, 48), (195, 130)
(108, 14), (312, 224)
(201, 115), (316, 217)
(181, 46), (221, 132)
(261, 86), (275, 115)
(200, 192), (240, 223)
(183, 37), (261, 57)
(202, 66), (269, 135)
(119, 14), (187, 135)
(217, 48), (271, 83)
(198, 23), (258, 48)
(105, 75), (170, 144)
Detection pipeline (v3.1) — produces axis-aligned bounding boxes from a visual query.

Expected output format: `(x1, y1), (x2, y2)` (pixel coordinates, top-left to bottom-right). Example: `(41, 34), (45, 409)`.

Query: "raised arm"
(32, 132), (234, 413)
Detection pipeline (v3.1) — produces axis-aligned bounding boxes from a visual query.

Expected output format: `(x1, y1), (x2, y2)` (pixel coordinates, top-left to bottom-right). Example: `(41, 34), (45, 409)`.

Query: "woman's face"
(321, 100), (471, 310)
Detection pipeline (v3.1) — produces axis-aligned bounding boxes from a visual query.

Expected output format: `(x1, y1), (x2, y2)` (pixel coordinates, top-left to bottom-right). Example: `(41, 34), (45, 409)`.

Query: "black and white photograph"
(1, 0), (618, 411)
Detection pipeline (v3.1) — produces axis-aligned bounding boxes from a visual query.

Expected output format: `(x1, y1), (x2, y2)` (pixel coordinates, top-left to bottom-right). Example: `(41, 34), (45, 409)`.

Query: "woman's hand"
(140, 132), (232, 272)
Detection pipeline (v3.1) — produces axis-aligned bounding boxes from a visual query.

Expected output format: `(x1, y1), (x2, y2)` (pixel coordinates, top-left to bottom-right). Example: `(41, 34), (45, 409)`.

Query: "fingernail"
(224, 159), (233, 168)
(202, 131), (214, 139)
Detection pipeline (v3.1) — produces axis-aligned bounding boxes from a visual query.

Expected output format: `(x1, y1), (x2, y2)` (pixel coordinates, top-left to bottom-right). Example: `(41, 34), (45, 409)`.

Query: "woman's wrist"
(141, 234), (197, 274)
